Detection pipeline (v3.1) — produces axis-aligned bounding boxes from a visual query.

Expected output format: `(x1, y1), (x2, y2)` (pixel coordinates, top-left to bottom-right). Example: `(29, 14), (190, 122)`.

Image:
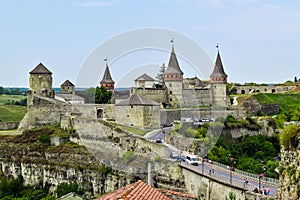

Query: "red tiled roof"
(95, 180), (171, 200)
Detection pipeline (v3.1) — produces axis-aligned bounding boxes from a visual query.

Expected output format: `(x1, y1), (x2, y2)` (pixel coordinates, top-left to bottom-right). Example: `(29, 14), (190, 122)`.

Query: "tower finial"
(216, 43), (219, 51)
(104, 57), (109, 67)
(170, 38), (175, 52)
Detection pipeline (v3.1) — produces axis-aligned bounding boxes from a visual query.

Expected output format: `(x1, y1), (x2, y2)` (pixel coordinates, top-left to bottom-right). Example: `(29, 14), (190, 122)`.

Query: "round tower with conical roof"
(164, 42), (184, 107)
(210, 50), (228, 107)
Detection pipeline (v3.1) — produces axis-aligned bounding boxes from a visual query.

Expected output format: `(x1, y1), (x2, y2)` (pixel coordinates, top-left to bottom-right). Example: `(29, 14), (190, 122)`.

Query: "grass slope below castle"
(253, 93), (300, 113)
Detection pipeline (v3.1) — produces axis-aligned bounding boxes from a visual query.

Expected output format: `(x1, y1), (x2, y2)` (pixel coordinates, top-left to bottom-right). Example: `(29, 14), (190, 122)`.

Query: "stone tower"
(164, 43), (184, 107)
(28, 63), (54, 106)
(210, 51), (228, 107)
(60, 79), (75, 95)
(100, 61), (115, 91)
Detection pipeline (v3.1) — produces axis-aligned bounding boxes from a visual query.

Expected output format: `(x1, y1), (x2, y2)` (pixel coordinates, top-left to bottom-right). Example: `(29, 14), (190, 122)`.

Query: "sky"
(0, 0), (299, 88)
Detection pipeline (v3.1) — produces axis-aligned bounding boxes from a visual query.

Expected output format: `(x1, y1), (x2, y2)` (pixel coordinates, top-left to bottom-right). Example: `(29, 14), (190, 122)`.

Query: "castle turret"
(28, 63), (54, 106)
(100, 61), (115, 91)
(164, 41), (183, 107)
(210, 51), (227, 84)
(60, 79), (75, 95)
(210, 50), (228, 107)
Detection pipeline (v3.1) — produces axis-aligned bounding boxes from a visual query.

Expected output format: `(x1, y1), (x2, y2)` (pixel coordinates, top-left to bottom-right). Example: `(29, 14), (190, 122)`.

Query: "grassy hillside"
(0, 105), (27, 122)
(0, 94), (26, 105)
(253, 93), (300, 113)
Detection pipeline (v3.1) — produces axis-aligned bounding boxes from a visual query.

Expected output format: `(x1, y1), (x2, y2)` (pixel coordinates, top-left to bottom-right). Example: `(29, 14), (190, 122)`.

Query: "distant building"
(55, 80), (85, 104)
(134, 73), (156, 88)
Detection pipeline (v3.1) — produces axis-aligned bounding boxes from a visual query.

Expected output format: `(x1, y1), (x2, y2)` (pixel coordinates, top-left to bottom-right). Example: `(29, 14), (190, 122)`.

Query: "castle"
(22, 43), (233, 131)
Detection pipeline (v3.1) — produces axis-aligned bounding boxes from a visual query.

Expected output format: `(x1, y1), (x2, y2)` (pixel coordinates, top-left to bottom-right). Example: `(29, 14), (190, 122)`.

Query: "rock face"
(276, 145), (300, 200)
(242, 96), (279, 115)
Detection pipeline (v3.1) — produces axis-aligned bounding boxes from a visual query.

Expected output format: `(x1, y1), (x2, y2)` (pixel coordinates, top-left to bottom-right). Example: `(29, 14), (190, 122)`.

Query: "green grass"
(253, 93), (300, 113)
(115, 124), (150, 136)
(0, 105), (27, 122)
(0, 94), (26, 105)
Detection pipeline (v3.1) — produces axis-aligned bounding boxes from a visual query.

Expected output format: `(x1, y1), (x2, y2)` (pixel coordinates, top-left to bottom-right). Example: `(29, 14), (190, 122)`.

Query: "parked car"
(170, 152), (179, 159)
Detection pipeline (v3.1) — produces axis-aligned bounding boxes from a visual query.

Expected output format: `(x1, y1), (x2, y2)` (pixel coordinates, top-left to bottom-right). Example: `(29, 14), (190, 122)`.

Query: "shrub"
(280, 125), (300, 150)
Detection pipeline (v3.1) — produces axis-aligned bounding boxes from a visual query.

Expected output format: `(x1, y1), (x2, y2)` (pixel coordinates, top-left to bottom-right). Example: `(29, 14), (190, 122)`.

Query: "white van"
(185, 154), (199, 166)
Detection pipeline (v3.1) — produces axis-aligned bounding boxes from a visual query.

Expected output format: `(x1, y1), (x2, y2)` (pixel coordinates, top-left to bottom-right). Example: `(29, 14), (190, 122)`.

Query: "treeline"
(0, 175), (85, 200)
(0, 87), (26, 95)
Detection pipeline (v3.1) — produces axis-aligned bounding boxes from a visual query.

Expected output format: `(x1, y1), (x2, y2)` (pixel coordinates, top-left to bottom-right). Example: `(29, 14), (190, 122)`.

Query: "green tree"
(155, 63), (166, 85)
(95, 86), (112, 104)
(56, 182), (84, 197)
(0, 86), (4, 95)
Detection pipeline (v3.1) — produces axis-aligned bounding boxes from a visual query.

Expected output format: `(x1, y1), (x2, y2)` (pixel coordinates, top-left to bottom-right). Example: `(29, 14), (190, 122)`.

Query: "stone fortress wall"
(232, 85), (297, 94)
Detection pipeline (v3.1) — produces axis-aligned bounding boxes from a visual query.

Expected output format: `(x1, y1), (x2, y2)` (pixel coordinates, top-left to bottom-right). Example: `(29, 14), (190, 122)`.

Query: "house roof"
(113, 90), (130, 99)
(100, 63), (115, 84)
(117, 93), (160, 106)
(134, 73), (155, 82)
(61, 79), (75, 87)
(59, 192), (87, 200)
(30, 63), (52, 74)
(165, 45), (183, 75)
(95, 180), (171, 200)
(210, 51), (227, 78)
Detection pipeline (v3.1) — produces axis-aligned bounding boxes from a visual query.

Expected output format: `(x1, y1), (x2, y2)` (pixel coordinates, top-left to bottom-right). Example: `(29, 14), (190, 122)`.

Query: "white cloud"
(73, 1), (116, 7)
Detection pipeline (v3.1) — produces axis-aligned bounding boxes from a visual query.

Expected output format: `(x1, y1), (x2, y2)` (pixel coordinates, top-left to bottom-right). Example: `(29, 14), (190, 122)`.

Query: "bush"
(56, 182), (84, 197)
(280, 125), (300, 150)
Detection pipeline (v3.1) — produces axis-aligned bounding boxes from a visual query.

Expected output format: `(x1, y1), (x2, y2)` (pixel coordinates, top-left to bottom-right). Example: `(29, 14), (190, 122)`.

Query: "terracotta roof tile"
(95, 180), (171, 200)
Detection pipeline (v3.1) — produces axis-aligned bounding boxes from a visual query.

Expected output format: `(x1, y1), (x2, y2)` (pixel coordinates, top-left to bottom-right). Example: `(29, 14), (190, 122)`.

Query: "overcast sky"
(1, 0), (299, 87)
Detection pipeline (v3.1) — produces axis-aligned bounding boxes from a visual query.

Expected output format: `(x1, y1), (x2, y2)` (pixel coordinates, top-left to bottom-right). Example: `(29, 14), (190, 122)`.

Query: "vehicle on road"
(162, 122), (173, 128)
(156, 138), (162, 143)
(185, 154), (199, 166)
(170, 152), (179, 159)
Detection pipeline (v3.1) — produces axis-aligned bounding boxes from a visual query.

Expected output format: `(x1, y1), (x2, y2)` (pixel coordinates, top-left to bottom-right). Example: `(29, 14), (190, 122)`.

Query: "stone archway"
(97, 109), (103, 118)
(241, 90), (245, 94)
(271, 89), (276, 93)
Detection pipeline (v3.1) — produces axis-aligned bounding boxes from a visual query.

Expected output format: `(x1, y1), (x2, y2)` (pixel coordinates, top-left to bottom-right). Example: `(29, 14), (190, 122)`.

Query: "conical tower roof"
(165, 45), (184, 75)
(210, 51), (227, 78)
(100, 63), (114, 84)
(30, 63), (52, 74)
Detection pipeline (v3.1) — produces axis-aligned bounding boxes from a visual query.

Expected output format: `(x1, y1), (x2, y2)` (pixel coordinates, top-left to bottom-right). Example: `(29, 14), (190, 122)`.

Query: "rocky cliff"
(276, 146), (300, 199)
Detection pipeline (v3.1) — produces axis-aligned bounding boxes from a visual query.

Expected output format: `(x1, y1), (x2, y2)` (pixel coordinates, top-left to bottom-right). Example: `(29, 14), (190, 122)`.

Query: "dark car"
(163, 122), (173, 128)
(156, 138), (162, 143)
